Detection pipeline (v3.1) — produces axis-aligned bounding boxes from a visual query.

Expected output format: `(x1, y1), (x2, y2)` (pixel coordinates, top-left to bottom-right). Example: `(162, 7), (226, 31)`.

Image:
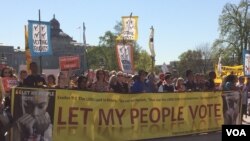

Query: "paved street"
(143, 115), (250, 141)
(144, 131), (221, 141)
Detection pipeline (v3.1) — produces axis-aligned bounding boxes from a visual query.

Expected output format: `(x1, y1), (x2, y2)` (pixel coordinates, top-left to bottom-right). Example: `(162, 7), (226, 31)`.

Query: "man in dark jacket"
(23, 62), (46, 88)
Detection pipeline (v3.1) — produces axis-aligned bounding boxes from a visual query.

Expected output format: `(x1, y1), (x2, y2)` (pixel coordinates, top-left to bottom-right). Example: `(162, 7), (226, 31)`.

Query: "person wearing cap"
(131, 70), (147, 93)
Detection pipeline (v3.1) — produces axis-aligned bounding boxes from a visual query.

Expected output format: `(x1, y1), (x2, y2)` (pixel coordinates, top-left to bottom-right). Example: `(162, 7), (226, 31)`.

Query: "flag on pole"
(149, 26), (155, 57)
(117, 16), (138, 41)
(25, 25), (32, 74)
(28, 20), (52, 56)
(218, 56), (222, 76)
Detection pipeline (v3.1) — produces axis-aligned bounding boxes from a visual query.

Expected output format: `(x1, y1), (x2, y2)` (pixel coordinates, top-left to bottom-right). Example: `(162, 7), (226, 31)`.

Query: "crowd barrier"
(8, 87), (236, 141)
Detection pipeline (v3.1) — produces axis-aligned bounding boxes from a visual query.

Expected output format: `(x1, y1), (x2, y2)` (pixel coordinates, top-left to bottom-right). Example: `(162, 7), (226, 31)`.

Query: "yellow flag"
(121, 16), (138, 41)
(25, 25), (32, 74)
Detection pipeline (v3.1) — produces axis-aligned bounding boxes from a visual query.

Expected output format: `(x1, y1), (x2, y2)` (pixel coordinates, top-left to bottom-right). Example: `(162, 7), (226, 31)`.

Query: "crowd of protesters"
(2, 62), (249, 95)
(1, 62), (250, 113)
(2, 62), (250, 95)
(1, 61), (250, 140)
(1, 62), (221, 95)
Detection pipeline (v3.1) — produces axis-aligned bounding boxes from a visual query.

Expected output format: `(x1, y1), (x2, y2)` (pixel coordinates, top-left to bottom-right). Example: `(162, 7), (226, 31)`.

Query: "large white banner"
(116, 43), (134, 74)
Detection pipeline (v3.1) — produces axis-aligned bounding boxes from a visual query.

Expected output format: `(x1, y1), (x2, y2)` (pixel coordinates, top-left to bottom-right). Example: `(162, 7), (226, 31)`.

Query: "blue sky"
(0, 0), (241, 65)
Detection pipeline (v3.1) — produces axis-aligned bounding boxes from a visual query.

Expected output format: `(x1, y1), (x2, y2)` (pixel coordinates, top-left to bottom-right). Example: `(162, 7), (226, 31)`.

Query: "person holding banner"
(205, 71), (216, 91)
(174, 77), (186, 92)
(77, 75), (89, 90)
(157, 73), (165, 88)
(13, 91), (52, 141)
(91, 69), (109, 92)
(241, 77), (250, 122)
(46, 74), (56, 88)
(131, 70), (147, 93)
(111, 71), (129, 93)
(223, 74), (238, 91)
(18, 70), (28, 87)
(184, 69), (196, 91)
(56, 71), (69, 89)
(158, 74), (174, 92)
(109, 74), (118, 92)
(23, 62), (46, 88)
(1, 66), (18, 94)
(1, 66), (18, 110)
(145, 72), (158, 93)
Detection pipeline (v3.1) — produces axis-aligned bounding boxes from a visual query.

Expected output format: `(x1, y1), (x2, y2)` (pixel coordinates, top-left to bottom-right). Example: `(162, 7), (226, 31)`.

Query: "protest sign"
(12, 88), (223, 140)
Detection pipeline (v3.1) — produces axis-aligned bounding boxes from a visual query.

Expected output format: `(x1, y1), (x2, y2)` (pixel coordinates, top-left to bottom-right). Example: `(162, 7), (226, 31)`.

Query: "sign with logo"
(59, 56), (80, 71)
(222, 125), (250, 140)
(0, 64), (7, 70)
(28, 20), (52, 56)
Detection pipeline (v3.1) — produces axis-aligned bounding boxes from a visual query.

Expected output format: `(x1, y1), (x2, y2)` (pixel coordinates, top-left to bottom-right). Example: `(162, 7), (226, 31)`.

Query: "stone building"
(0, 45), (25, 72)
(0, 15), (87, 74)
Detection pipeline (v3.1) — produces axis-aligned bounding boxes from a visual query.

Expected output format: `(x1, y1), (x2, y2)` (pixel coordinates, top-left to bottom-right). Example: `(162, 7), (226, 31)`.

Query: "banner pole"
(39, 9), (43, 74)
(151, 56), (155, 72)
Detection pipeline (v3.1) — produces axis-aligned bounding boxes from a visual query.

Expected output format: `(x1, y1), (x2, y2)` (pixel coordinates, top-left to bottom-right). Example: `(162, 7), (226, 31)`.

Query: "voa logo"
(226, 129), (246, 136)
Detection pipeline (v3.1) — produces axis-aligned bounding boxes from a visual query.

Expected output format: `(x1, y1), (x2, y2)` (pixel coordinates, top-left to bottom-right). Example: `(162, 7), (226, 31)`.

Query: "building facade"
(0, 15), (87, 74)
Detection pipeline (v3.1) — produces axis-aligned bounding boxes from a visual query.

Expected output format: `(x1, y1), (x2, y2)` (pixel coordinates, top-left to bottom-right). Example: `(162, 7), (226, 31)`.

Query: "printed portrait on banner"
(12, 88), (56, 141)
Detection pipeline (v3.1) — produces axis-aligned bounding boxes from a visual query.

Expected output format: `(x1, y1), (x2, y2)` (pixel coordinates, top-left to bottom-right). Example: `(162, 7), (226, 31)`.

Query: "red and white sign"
(0, 64), (7, 70)
(59, 56), (80, 71)
(1, 77), (18, 93)
(116, 43), (134, 74)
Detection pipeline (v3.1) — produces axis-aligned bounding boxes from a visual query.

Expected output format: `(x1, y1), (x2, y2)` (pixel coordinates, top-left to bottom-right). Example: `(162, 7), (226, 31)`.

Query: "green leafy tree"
(135, 50), (152, 72)
(177, 50), (203, 77)
(214, 0), (250, 65)
(196, 43), (213, 74)
(86, 46), (118, 70)
(99, 31), (117, 48)
(86, 21), (151, 72)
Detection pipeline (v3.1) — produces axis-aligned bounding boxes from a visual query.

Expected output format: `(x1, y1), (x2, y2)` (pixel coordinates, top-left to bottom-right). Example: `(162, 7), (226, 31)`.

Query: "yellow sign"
(215, 65), (243, 84)
(12, 88), (223, 141)
(120, 16), (138, 41)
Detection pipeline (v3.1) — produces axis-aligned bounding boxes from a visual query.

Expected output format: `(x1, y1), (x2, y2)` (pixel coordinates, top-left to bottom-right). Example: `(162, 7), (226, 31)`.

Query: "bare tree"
(196, 43), (212, 74)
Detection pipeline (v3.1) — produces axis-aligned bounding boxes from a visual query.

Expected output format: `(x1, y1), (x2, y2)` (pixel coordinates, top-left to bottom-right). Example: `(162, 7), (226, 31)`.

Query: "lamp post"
(202, 52), (207, 74)
(82, 22), (88, 72)
(0, 54), (7, 70)
(99, 58), (105, 69)
(232, 52), (235, 66)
